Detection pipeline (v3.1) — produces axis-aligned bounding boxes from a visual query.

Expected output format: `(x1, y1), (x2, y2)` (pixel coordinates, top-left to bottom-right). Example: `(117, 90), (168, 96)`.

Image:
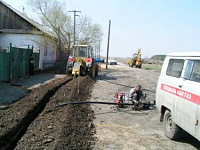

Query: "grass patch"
(142, 64), (162, 73)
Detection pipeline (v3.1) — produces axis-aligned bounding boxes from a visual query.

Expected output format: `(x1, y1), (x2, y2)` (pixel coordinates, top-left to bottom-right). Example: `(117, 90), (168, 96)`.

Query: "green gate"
(0, 52), (10, 82)
(33, 50), (40, 70)
(0, 44), (40, 82)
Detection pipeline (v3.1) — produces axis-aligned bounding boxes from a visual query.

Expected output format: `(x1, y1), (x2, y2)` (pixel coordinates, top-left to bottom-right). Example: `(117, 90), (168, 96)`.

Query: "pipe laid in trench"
(49, 101), (154, 112)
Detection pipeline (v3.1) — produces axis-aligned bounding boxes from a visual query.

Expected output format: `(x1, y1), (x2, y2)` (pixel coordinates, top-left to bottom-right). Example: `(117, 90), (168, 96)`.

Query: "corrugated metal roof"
(0, 0), (56, 38)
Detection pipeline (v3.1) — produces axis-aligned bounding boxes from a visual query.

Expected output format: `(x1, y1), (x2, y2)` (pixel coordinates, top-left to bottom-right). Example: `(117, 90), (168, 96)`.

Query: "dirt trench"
(0, 76), (72, 150)
(15, 75), (95, 150)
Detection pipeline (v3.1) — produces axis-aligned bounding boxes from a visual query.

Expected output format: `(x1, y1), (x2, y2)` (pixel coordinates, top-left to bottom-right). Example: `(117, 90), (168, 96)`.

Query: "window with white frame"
(184, 60), (200, 83)
(166, 59), (184, 78)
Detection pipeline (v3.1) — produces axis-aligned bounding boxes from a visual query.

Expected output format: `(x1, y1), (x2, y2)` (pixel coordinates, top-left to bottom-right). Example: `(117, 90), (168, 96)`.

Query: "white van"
(156, 52), (200, 141)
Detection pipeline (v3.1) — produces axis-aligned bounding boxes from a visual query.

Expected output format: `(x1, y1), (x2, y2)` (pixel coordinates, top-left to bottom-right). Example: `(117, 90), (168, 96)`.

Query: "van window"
(191, 61), (200, 83)
(183, 60), (200, 83)
(183, 60), (194, 80)
(166, 59), (184, 78)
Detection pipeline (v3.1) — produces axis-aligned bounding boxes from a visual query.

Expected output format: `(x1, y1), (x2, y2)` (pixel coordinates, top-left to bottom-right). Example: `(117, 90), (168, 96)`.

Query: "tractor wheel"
(95, 64), (99, 77)
(89, 64), (96, 78)
(163, 110), (182, 140)
(131, 63), (134, 67)
(138, 64), (142, 68)
(66, 68), (72, 75)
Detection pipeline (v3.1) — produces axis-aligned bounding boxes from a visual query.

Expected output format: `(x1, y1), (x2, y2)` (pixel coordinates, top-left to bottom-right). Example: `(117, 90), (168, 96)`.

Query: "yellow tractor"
(128, 49), (142, 68)
(66, 45), (98, 78)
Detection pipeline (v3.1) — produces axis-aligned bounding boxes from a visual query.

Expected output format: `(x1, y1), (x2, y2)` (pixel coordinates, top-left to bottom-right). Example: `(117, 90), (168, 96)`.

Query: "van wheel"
(163, 110), (181, 140)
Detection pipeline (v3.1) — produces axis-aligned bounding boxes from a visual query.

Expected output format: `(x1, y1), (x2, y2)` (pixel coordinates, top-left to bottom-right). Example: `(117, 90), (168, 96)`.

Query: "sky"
(4, 0), (200, 58)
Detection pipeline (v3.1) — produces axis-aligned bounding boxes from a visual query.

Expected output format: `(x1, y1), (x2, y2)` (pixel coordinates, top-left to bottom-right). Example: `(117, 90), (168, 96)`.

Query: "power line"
(73, 0), (81, 11)
(66, 2), (73, 10)
(118, 0), (132, 19)
(69, 0), (76, 10)
(114, 0), (132, 23)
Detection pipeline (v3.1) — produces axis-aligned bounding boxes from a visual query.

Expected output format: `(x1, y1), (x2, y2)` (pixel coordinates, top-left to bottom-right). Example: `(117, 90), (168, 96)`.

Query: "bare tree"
(27, 0), (103, 58)
(27, 0), (71, 55)
(76, 15), (103, 57)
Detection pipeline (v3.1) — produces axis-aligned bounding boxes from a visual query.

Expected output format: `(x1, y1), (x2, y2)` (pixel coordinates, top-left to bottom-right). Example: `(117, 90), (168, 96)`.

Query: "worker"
(29, 54), (34, 76)
(129, 85), (144, 109)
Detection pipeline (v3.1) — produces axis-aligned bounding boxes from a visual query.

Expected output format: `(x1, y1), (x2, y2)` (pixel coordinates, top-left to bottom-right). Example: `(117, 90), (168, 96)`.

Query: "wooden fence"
(0, 44), (40, 82)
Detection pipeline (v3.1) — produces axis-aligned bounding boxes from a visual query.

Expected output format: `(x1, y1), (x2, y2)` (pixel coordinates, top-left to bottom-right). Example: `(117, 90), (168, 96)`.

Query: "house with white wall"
(0, 0), (58, 69)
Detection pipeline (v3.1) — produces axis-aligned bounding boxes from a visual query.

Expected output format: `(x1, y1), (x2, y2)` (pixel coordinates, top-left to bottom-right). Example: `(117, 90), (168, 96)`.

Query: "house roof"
(0, 0), (56, 38)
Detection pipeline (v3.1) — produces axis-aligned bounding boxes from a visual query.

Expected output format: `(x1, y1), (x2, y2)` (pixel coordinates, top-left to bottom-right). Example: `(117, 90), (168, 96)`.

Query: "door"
(160, 58), (185, 116)
(175, 60), (200, 138)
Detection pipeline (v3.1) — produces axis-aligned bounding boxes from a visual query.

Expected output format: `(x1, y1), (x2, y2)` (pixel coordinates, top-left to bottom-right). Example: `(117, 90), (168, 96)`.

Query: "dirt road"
(1, 63), (199, 150)
(90, 63), (200, 150)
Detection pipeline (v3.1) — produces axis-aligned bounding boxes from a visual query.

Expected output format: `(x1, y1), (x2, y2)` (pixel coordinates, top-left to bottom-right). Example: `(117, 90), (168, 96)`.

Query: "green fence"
(0, 44), (40, 82)
(33, 52), (40, 70)
(0, 52), (10, 82)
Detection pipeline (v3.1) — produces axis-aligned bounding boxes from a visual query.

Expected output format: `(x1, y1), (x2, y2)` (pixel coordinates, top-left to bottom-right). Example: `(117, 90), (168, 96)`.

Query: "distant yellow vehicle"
(128, 49), (142, 68)
(66, 45), (98, 78)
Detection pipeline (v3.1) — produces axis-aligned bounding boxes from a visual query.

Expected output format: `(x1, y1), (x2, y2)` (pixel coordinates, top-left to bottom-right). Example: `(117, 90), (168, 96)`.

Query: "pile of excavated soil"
(15, 75), (95, 150)
(0, 76), (72, 150)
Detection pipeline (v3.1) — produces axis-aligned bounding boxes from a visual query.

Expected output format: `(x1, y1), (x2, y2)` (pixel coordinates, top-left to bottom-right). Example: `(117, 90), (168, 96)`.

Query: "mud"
(0, 76), (72, 150)
(15, 76), (95, 150)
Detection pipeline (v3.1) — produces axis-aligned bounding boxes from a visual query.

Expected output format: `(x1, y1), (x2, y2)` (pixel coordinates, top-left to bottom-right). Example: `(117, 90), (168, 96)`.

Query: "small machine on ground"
(114, 92), (150, 110)
(128, 48), (142, 68)
(66, 45), (99, 78)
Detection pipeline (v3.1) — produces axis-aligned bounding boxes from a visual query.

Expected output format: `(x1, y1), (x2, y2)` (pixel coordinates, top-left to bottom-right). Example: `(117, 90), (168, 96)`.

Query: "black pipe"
(49, 101), (154, 112)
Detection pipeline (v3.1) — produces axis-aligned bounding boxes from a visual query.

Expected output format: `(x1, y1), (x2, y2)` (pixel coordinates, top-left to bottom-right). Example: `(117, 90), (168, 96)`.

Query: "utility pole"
(106, 20), (111, 69)
(68, 34), (71, 49)
(67, 32), (71, 49)
(99, 38), (101, 58)
(69, 10), (81, 47)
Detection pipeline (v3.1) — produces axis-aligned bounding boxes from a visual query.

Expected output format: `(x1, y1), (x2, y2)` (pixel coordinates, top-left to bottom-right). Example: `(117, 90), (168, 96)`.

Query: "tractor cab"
(67, 45), (98, 78)
(73, 45), (93, 58)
